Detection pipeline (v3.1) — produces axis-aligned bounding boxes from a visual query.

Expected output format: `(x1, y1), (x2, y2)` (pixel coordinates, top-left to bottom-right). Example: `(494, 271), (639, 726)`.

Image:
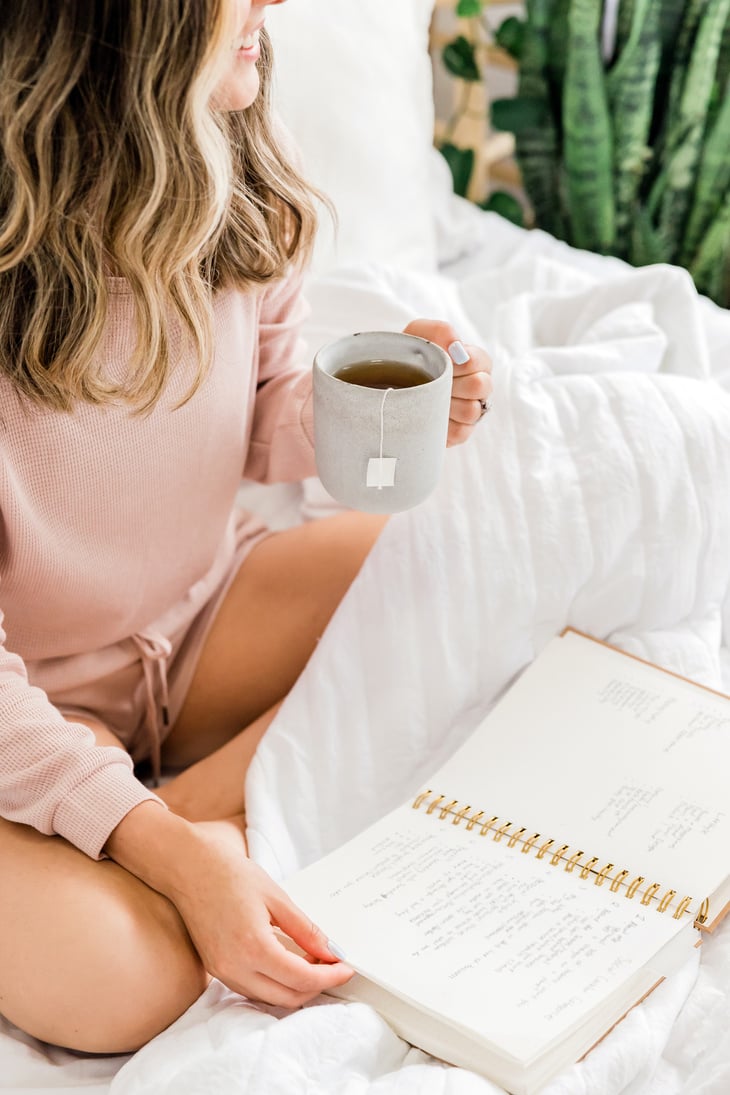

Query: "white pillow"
(267, 0), (438, 275)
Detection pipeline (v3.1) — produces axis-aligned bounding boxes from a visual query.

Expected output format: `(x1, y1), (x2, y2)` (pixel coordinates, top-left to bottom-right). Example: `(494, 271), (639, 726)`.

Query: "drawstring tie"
(131, 630), (172, 787)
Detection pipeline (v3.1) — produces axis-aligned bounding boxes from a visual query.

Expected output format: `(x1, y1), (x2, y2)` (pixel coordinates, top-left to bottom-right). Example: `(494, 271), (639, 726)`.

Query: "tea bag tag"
(367, 457), (397, 488)
(367, 386), (397, 489)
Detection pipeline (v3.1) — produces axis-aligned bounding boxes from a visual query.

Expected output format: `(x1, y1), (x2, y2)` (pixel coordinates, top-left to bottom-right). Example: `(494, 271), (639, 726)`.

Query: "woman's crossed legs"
(0, 512), (385, 1053)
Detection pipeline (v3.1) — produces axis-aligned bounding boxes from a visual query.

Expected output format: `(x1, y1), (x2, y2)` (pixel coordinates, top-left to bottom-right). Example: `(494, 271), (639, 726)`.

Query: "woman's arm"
(0, 609), (163, 860)
(105, 801), (352, 1006)
(244, 267), (317, 484)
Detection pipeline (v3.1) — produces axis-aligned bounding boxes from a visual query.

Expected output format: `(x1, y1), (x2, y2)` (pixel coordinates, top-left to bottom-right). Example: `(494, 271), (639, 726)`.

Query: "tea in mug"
(333, 360), (433, 390)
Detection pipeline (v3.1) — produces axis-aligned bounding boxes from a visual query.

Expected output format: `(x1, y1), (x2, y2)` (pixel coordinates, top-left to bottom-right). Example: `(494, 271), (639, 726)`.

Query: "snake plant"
(440, 0), (730, 307)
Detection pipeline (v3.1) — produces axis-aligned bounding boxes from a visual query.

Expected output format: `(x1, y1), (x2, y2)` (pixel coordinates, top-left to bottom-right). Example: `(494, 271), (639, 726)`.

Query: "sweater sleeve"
(0, 609), (165, 860)
(243, 265), (318, 484)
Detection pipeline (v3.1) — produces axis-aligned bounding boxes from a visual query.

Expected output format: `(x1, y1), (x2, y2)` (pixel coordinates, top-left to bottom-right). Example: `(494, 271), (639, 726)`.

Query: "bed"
(3, 2), (730, 1093)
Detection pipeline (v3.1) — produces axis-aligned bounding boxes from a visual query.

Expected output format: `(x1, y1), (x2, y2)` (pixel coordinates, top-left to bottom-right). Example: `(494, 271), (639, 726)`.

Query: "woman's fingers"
(446, 340), (492, 448)
(451, 367), (493, 402)
(450, 397), (486, 426)
(206, 916), (352, 1002)
(401, 321), (494, 450)
(246, 967), (350, 1010)
(269, 891), (342, 964)
(254, 930), (353, 995)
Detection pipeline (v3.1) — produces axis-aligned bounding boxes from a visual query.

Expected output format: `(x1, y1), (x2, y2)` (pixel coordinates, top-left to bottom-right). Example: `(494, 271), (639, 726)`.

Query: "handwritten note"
(287, 806), (685, 1061)
(591, 783), (663, 838)
(596, 678), (678, 724)
(428, 633), (730, 899)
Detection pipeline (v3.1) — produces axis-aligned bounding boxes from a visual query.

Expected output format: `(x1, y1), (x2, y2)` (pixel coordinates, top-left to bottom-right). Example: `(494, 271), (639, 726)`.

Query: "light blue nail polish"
(327, 939), (347, 961)
(448, 340), (470, 366)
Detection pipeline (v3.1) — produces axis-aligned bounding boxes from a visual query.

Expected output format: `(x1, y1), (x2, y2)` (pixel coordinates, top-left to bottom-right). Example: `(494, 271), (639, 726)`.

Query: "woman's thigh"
(0, 817), (208, 1053)
(0, 720), (208, 1054)
(163, 511), (386, 766)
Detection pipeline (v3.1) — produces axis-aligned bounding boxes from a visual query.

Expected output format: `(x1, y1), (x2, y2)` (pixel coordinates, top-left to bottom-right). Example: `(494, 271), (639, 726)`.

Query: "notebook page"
(429, 631), (730, 902)
(285, 801), (686, 1063)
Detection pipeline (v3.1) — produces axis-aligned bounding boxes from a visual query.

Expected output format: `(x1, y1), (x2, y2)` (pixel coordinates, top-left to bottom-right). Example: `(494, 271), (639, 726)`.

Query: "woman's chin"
(213, 69), (261, 112)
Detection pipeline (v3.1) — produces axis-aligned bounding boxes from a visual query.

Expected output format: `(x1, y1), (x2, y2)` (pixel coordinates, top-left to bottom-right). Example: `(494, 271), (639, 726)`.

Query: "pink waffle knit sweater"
(0, 269), (315, 859)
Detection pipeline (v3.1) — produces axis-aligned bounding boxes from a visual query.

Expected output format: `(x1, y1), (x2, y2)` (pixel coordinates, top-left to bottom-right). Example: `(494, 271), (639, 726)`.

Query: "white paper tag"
(367, 457), (397, 488)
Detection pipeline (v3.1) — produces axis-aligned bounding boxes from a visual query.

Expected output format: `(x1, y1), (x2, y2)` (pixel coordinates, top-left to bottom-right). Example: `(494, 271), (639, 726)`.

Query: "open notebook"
(285, 630), (730, 1094)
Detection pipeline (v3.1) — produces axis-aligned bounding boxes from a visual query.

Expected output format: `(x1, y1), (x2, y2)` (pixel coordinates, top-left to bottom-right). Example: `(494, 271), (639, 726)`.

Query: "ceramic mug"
(312, 331), (452, 514)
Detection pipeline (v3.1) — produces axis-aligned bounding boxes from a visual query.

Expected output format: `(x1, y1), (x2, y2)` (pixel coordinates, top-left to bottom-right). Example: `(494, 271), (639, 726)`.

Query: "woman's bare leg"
(0, 514), (384, 1053)
(158, 703), (281, 822)
(162, 511), (386, 772)
(0, 717), (210, 1054)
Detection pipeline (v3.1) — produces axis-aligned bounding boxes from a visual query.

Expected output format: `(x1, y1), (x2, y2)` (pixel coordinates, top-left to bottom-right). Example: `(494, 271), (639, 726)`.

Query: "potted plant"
(438, 0), (730, 307)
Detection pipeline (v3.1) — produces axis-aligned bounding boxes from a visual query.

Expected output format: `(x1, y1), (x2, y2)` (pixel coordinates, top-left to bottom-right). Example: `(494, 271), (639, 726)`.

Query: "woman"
(0, 0), (493, 1055)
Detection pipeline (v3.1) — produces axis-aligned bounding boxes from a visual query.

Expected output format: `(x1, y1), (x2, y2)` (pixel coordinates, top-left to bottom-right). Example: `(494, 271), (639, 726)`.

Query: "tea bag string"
(378, 387), (394, 488)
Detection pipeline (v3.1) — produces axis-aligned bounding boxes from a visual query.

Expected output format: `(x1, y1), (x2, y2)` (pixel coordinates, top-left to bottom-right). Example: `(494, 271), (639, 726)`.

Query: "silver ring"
(479, 397), (493, 418)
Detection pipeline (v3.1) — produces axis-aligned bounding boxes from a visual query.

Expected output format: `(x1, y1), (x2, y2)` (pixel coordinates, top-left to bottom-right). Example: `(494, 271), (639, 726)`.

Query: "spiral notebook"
(285, 630), (730, 1095)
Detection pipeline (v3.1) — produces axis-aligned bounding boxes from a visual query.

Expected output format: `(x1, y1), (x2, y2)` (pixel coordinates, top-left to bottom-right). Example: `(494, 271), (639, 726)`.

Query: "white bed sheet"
(3, 201), (730, 1095)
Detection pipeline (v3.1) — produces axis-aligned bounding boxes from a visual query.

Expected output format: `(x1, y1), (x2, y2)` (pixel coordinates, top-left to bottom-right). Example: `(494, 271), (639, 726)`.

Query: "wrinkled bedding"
(3, 212), (730, 1095)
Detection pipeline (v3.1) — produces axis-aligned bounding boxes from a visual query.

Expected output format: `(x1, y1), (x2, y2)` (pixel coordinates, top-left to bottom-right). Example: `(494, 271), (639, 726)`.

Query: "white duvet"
(3, 208), (730, 1095)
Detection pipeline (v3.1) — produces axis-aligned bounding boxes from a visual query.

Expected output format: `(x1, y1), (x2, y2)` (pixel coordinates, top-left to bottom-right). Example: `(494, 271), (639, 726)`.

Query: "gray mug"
(313, 331), (452, 514)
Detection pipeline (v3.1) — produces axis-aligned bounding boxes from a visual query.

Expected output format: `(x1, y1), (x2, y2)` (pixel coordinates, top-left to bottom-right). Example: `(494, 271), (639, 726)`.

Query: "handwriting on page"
(596, 678), (677, 723)
(647, 799), (726, 854)
(367, 830), (643, 986)
(302, 811), (683, 1057)
(591, 784), (662, 837)
(587, 675), (729, 874)
(663, 708), (730, 752)
(596, 677), (730, 742)
(590, 783), (725, 853)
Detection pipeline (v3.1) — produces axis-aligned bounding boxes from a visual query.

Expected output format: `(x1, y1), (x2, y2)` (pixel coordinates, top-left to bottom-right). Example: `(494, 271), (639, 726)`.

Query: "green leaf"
(515, 0), (566, 240)
(495, 16), (527, 60)
(683, 75), (730, 264)
(658, 0), (730, 257)
(562, 0), (616, 252)
(442, 35), (482, 82)
(481, 191), (526, 227)
(456, 0), (483, 16)
(491, 96), (549, 133)
(438, 142), (476, 198)
(688, 187), (730, 303)
(606, 0), (662, 257)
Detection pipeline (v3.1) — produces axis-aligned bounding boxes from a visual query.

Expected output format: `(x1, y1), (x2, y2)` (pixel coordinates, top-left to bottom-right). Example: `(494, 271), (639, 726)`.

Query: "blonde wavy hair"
(0, 1), (319, 413)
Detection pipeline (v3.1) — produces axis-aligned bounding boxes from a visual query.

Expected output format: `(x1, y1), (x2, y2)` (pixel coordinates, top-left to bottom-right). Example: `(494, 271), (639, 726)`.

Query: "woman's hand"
(403, 320), (493, 447)
(105, 802), (352, 1008)
(167, 824), (352, 1007)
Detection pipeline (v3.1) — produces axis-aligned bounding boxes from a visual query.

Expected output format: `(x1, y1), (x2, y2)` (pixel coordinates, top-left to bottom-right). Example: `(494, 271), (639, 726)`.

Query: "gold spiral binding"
(673, 896), (692, 920)
(610, 869), (630, 894)
(411, 791), (709, 926)
(581, 857), (599, 880)
(626, 875), (645, 900)
(641, 882), (662, 907)
(426, 793), (445, 816)
(565, 850), (584, 874)
(508, 827), (526, 849)
(551, 843), (570, 866)
(657, 888), (676, 913)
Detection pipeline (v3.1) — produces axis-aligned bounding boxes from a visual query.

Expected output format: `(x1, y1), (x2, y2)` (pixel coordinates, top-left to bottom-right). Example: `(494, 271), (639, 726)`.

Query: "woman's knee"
(0, 819), (208, 1054)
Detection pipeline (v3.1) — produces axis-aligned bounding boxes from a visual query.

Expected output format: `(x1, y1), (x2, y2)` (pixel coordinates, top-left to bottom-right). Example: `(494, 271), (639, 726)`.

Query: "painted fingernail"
(327, 939), (347, 961)
(448, 340), (470, 366)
